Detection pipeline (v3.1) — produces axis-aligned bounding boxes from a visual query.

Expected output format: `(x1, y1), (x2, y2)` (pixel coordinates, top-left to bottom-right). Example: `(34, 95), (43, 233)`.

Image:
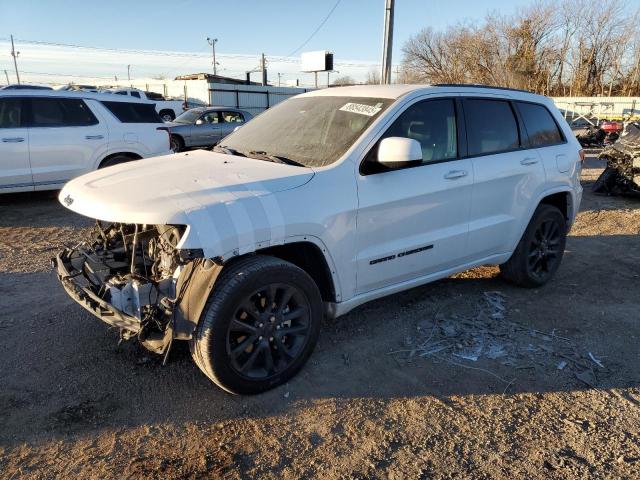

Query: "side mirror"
(377, 137), (422, 166)
(195, 118), (204, 125)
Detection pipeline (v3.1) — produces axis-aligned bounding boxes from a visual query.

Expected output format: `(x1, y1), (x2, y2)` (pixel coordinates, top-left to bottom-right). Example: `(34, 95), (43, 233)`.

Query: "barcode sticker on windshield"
(339, 102), (383, 117)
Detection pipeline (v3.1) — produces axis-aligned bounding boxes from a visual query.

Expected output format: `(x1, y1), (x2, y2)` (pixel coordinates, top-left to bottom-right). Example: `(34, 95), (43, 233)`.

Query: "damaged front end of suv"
(52, 222), (220, 358)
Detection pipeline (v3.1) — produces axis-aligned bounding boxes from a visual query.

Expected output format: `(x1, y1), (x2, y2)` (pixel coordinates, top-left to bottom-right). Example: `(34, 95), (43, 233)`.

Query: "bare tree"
(365, 69), (381, 85)
(400, 0), (640, 96)
(331, 75), (355, 86)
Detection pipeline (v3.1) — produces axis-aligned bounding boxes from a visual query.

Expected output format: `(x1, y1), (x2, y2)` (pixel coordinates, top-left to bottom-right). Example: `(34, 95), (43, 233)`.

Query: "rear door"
(463, 98), (547, 258)
(0, 97), (32, 191)
(355, 97), (473, 294)
(27, 97), (108, 187)
(514, 101), (570, 185)
(219, 110), (246, 140)
(191, 111), (224, 146)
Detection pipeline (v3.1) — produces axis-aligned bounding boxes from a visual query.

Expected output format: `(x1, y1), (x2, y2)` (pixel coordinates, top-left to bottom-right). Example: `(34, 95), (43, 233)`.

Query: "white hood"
(59, 150), (314, 225)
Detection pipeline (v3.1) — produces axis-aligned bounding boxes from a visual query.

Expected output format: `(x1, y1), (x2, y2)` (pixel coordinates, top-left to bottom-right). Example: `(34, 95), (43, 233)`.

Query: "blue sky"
(0, 0), (536, 85)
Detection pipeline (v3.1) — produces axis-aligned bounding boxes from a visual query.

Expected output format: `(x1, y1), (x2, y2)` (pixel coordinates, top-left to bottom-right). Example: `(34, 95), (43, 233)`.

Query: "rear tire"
(500, 204), (567, 288)
(190, 255), (323, 395)
(99, 155), (134, 169)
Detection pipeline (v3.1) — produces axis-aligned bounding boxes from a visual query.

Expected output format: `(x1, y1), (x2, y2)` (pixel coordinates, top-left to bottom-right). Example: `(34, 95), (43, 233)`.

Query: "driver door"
(355, 98), (473, 294)
(191, 111), (223, 147)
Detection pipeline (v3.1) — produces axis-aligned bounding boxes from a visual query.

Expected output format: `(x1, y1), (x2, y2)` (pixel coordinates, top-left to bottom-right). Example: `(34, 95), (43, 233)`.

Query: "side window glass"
(464, 99), (519, 156)
(115, 91), (127, 95)
(30, 98), (98, 127)
(0, 98), (23, 128)
(130, 91), (141, 98)
(516, 102), (563, 147)
(201, 112), (220, 124)
(222, 111), (244, 123)
(364, 99), (457, 174)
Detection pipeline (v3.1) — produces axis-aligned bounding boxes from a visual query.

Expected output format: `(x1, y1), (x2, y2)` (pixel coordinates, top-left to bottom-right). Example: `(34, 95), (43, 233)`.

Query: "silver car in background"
(167, 107), (253, 151)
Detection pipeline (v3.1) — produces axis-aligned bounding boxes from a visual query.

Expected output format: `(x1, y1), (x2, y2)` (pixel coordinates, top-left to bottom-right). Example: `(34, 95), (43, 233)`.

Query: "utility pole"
(10, 34), (20, 85)
(207, 37), (218, 76)
(127, 64), (131, 82)
(380, 0), (394, 85)
(277, 72), (282, 87)
(4, 69), (9, 85)
(261, 53), (267, 86)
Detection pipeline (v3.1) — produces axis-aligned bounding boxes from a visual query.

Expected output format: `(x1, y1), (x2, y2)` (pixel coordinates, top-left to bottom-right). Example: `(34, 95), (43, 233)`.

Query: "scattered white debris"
(557, 361), (567, 370)
(588, 352), (605, 368)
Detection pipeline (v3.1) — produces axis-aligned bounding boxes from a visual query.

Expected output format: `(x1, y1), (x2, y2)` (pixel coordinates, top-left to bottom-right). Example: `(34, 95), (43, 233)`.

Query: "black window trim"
(359, 96), (464, 176)
(513, 99), (567, 149)
(25, 96), (100, 128)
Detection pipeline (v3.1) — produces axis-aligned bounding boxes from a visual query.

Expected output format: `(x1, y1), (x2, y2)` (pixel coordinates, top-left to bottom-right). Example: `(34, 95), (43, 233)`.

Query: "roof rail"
(432, 83), (535, 94)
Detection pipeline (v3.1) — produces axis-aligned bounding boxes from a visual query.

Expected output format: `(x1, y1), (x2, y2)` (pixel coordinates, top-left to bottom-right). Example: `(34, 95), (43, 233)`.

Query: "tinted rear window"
(0, 98), (24, 128)
(30, 98), (98, 127)
(517, 102), (564, 147)
(464, 99), (519, 156)
(101, 101), (162, 123)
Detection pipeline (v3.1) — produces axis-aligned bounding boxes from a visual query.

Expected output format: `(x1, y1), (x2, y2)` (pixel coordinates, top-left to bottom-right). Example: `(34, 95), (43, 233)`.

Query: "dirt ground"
(0, 156), (638, 479)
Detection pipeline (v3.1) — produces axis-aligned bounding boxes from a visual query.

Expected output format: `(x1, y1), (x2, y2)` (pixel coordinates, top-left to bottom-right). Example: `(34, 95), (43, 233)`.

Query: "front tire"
(190, 255), (323, 395)
(170, 135), (184, 152)
(500, 204), (567, 287)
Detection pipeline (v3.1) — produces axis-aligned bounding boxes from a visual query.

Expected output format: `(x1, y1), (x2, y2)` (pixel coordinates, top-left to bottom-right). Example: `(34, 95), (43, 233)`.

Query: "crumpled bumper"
(52, 249), (141, 333)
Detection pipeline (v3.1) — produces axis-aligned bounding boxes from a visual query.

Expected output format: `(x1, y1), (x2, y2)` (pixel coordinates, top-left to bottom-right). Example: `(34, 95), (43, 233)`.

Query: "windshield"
(174, 109), (203, 124)
(219, 96), (392, 168)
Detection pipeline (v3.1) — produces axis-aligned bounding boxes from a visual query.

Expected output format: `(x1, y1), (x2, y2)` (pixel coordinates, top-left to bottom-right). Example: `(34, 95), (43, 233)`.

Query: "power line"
(287, 0), (342, 57)
(3, 37), (259, 61)
(3, 36), (380, 68)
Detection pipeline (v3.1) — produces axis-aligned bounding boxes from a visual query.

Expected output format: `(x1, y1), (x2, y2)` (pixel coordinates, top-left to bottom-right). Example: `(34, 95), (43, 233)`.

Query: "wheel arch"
(98, 151), (143, 169)
(539, 191), (571, 220)
(254, 241), (338, 303)
(170, 133), (185, 148)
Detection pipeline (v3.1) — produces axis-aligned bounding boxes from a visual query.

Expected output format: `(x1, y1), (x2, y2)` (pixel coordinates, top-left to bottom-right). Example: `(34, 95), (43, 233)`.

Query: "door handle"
(2, 137), (25, 143)
(520, 157), (539, 166)
(85, 135), (104, 140)
(444, 170), (468, 180)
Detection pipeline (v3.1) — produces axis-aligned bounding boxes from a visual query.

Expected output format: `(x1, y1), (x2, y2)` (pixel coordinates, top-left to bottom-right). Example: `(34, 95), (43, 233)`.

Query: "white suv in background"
(0, 90), (172, 193)
(54, 84), (583, 394)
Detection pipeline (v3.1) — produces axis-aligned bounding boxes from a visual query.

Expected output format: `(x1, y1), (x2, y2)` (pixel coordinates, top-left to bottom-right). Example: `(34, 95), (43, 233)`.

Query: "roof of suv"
(302, 84), (547, 101)
(0, 89), (154, 104)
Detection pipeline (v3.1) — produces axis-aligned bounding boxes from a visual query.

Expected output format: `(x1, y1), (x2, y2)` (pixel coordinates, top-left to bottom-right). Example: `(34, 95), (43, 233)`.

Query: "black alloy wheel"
(500, 204), (567, 287)
(227, 283), (312, 379)
(527, 217), (562, 282)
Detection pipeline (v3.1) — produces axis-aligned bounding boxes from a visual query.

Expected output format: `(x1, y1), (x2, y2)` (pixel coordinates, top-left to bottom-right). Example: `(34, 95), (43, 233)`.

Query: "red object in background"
(600, 121), (623, 133)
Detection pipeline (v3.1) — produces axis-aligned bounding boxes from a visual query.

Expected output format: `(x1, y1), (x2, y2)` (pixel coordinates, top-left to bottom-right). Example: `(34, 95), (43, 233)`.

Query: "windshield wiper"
(247, 150), (304, 167)
(213, 145), (247, 157)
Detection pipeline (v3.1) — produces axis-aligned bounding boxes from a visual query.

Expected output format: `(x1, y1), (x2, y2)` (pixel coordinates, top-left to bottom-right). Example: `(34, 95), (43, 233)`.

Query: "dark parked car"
(167, 107), (252, 151)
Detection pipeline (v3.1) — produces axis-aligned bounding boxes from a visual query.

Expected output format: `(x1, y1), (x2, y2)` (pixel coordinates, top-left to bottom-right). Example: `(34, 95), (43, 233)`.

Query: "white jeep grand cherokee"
(53, 85), (583, 394)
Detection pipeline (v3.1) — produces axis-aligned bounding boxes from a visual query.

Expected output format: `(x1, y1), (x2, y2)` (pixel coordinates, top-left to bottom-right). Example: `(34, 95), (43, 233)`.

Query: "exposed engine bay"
(53, 222), (218, 358)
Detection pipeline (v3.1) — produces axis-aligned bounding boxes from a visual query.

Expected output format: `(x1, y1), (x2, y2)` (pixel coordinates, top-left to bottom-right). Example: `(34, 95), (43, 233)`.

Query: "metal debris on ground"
(391, 292), (605, 387)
